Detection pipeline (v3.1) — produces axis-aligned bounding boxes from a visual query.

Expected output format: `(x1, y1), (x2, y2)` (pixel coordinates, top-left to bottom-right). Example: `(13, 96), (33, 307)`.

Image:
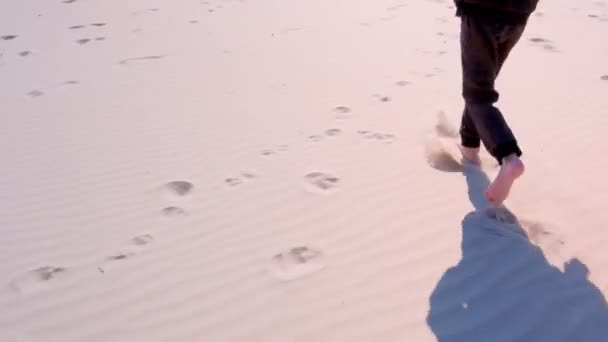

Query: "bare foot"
(459, 145), (481, 165)
(485, 154), (525, 206)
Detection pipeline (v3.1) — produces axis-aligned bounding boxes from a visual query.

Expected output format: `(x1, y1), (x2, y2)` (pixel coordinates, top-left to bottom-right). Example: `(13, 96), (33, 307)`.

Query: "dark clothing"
(455, 0), (539, 19)
(458, 14), (526, 163)
(455, 3), (530, 24)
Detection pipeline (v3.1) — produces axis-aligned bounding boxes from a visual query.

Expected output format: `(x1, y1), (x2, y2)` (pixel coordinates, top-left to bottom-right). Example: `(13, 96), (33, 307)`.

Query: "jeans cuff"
(493, 140), (522, 164)
(461, 135), (481, 148)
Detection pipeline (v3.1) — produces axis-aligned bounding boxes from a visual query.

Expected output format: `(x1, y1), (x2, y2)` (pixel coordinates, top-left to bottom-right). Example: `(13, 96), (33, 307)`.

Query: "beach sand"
(2, 0), (608, 340)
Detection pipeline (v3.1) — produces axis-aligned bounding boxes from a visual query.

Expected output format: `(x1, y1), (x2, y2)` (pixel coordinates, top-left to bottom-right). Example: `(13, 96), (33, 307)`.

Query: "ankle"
(502, 153), (522, 165)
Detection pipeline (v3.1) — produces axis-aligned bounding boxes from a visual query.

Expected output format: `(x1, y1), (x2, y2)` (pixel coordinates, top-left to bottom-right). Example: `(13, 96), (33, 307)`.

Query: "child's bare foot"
(459, 145), (481, 165)
(485, 154), (525, 206)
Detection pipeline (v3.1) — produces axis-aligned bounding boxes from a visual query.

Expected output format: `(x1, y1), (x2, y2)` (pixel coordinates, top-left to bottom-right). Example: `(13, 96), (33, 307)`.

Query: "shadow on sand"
(426, 164), (608, 341)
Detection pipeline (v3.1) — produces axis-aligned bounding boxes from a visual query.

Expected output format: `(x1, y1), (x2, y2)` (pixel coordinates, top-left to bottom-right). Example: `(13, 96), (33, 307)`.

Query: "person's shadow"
(426, 163), (608, 341)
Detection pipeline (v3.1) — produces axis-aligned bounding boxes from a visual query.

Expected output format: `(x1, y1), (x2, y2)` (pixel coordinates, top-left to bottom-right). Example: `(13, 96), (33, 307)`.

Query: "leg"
(459, 107), (482, 165)
(460, 16), (523, 163)
(459, 16), (526, 206)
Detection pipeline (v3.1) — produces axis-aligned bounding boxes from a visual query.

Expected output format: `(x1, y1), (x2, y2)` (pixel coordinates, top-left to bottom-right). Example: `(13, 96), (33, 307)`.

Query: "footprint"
(373, 94), (391, 102)
(601, 75), (608, 81)
(225, 177), (243, 187)
(95, 37), (106, 41)
(76, 38), (91, 45)
(333, 106), (352, 119)
(396, 80), (410, 87)
(1, 35), (17, 40)
(241, 172), (256, 180)
(18, 50), (31, 57)
(528, 37), (557, 52)
(324, 128), (342, 136)
(104, 235), (154, 263)
(164, 181), (194, 196)
(308, 134), (324, 142)
(91, 23), (107, 27)
(161, 206), (187, 217)
(357, 130), (396, 143)
(190, 20), (199, 24)
(63, 0), (77, 3)
(268, 246), (325, 281)
(119, 55), (165, 65)
(27, 90), (44, 98)
(225, 172), (256, 187)
(261, 145), (288, 156)
(10, 266), (67, 293)
(304, 172), (339, 193)
(69, 25), (85, 30)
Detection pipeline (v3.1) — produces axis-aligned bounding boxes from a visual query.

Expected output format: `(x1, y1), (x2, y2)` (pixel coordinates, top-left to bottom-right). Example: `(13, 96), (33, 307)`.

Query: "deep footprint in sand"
(10, 266), (67, 294)
(165, 181), (194, 197)
(304, 172), (340, 193)
(268, 246), (325, 281)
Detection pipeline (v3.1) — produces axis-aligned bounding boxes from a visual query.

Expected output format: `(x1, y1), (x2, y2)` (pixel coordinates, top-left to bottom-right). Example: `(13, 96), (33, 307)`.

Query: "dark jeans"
(459, 15), (526, 164)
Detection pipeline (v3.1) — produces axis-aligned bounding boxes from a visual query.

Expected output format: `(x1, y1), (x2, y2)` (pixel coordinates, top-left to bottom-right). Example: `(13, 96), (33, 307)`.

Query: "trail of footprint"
(103, 235), (154, 266)
(268, 246), (325, 281)
(161, 181), (193, 216)
(9, 266), (67, 294)
(260, 145), (288, 156)
(304, 172), (339, 194)
(224, 172), (256, 189)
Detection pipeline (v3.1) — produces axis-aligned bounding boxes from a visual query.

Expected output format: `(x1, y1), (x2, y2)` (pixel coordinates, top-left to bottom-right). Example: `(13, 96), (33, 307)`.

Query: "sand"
(1, 0), (608, 341)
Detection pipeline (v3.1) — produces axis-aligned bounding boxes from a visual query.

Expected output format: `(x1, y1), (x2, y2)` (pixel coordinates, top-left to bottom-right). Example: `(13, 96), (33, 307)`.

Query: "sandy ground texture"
(1, 0), (608, 341)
